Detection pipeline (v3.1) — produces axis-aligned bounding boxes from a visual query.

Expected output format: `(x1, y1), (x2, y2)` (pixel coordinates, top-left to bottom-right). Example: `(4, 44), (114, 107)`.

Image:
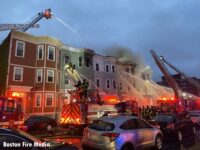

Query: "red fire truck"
(0, 96), (23, 128)
(60, 98), (139, 127)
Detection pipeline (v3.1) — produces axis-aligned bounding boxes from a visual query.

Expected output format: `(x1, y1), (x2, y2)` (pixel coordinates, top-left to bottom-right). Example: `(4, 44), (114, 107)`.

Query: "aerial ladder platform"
(0, 8), (52, 32)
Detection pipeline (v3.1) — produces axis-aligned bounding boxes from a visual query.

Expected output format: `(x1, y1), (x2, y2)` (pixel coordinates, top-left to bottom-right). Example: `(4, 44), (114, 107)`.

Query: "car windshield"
(154, 115), (174, 123)
(89, 120), (115, 131)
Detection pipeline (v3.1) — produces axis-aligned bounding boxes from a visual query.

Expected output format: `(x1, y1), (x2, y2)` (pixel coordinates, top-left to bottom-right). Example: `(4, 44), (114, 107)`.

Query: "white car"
(82, 115), (163, 150)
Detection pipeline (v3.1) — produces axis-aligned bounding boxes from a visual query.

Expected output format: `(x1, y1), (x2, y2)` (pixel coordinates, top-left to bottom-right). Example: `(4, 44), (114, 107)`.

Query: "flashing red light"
(104, 95), (117, 103)
(162, 97), (167, 101)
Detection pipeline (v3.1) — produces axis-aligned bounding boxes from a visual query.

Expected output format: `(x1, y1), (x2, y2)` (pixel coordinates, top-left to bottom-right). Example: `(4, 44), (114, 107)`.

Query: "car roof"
(0, 128), (13, 133)
(97, 115), (138, 126)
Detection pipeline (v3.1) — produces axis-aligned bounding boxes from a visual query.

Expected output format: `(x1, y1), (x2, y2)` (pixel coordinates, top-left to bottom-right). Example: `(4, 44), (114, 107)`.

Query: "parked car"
(188, 110), (200, 128)
(152, 112), (195, 142)
(24, 116), (57, 132)
(0, 127), (78, 150)
(82, 115), (163, 150)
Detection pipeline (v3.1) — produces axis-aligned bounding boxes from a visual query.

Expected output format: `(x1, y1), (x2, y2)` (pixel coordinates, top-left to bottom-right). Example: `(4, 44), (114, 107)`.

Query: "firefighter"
(81, 79), (89, 101)
(75, 80), (83, 100)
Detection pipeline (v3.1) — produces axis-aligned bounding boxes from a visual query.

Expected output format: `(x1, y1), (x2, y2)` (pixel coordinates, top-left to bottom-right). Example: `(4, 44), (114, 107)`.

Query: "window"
(113, 80), (116, 89)
(120, 119), (137, 130)
(136, 119), (149, 128)
(112, 65), (115, 73)
(37, 45), (44, 60)
(106, 80), (110, 88)
(96, 63), (99, 71)
(106, 65), (109, 72)
(142, 74), (146, 80)
(119, 82), (122, 90)
(3, 100), (17, 113)
(45, 94), (54, 107)
(126, 68), (129, 73)
(36, 69), (43, 82)
(78, 57), (82, 67)
(85, 57), (90, 67)
(96, 79), (100, 87)
(64, 75), (70, 85)
(13, 67), (23, 81)
(35, 94), (41, 107)
(64, 55), (70, 64)
(15, 41), (25, 57)
(47, 70), (54, 83)
(48, 46), (55, 61)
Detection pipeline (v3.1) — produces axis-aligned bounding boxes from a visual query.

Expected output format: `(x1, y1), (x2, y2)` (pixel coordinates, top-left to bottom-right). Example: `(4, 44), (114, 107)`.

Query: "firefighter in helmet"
(81, 79), (89, 101)
(75, 80), (83, 100)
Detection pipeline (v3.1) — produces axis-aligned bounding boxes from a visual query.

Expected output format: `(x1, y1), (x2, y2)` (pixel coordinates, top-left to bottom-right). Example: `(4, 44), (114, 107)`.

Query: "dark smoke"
(103, 45), (145, 70)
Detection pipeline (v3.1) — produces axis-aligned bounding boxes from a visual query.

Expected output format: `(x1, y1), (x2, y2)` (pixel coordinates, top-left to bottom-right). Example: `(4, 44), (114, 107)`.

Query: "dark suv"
(152, 112), (195, 142)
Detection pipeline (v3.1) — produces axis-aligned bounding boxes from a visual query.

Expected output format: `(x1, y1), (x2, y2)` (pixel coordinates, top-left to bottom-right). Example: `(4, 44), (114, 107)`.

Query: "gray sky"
(1, 0), (200, 81)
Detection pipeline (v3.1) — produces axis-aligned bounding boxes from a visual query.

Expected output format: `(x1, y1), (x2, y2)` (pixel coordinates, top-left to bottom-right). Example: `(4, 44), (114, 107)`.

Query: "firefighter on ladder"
(81, 79), (89, 102)
(74, 80), (83, 102)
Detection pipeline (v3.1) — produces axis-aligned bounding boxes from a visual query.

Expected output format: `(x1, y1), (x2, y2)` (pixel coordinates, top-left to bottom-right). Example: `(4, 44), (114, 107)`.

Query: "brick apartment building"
(0, 30), (62, 119)
(0, 30), (162, 120)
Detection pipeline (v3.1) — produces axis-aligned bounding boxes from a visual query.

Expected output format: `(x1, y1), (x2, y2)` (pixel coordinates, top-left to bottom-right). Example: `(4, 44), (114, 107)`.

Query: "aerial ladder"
(0, 8), (52, 32)
(150, 50), (183, 100)
(150, 50), (200, 111)
(160, 56), (200, 96)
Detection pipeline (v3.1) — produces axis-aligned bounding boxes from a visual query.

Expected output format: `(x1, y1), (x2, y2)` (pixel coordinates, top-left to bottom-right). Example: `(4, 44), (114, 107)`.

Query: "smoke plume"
(103, 45), (145, 71)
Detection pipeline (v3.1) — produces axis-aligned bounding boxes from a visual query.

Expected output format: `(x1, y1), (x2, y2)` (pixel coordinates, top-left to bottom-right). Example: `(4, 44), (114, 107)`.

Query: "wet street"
(30, 127), (200, 150)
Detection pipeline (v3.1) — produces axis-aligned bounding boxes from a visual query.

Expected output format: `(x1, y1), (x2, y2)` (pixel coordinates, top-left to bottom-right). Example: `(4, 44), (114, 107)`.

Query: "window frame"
(64, 75), (70, 85)
(45, 93), (54, 107)
(47, 46), (55, 61)
(64, 55), (70, 64)
(78, 56), (83, 67)
(105, 64), (110, 73)
(106, 79), (110, 89)
(37, 45), (44, 60)
(15, 40), (25, 58)
(36, 69), (43, 83)
(96, 78), (100, 87)
(112, 80), (116, 89)
(111, 65), (115, 73)
(95, 63), (99, 71)
(13, 67), (23, 82)
(35, 94), (42, 107)
(47, 69), (54, 83)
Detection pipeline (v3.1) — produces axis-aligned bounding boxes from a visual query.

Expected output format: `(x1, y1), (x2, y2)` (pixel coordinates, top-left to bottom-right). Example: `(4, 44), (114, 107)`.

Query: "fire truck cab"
(0, 96), (23, 127)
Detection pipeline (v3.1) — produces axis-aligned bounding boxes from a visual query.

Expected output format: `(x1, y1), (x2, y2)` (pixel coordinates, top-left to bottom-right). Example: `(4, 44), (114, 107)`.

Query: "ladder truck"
(60, 64), (139, 130)
(150, 50), (200, 111)
(160, 56), (200, 96)
(0, 8), (52, 32)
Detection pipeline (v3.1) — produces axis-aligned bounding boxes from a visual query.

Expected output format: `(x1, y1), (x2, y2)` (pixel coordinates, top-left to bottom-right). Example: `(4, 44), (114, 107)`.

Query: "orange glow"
(170, 97), (174, 100)
(12, 92), (20, 97)
(103, 95), (117, 104)
(76, 118), (80, 123)
(162, 97), (167, 101)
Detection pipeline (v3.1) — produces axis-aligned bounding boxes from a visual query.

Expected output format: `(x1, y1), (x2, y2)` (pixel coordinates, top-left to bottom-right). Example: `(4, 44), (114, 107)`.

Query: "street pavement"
(30, 126), (200, 150)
